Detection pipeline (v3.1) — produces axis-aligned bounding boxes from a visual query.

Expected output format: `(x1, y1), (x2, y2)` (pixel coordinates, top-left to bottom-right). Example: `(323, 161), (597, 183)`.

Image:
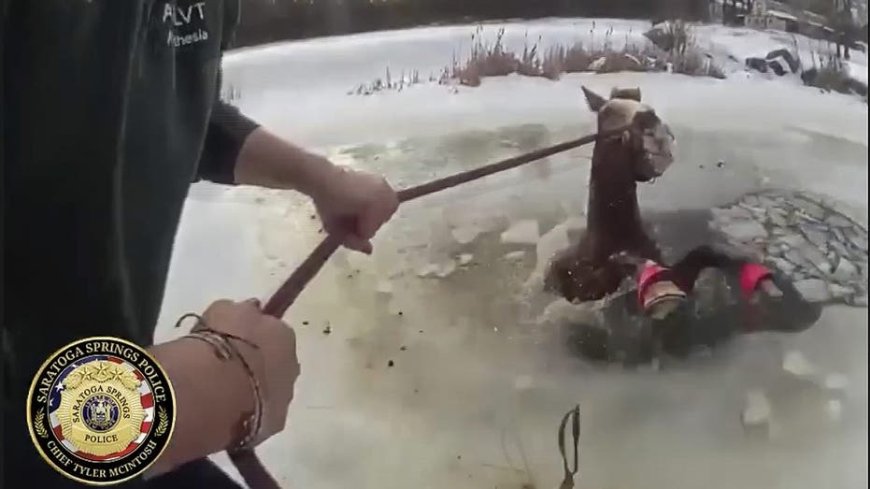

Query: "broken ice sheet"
(782, 350), (817, 378)
(500, 219), (539, 245)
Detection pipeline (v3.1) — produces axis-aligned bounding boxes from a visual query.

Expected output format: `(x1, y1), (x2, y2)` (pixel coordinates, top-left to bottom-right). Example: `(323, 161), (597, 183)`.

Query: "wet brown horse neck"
(584, 136), (655, 263)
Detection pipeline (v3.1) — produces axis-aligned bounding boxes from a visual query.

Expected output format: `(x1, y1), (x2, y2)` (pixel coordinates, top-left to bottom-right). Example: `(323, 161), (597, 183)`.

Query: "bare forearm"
(234, 127), (338, 197)
(144, 338), (253, 476)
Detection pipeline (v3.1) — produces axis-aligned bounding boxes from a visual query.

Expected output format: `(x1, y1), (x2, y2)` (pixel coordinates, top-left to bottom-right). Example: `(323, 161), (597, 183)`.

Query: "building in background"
(746, 0), (800, 32)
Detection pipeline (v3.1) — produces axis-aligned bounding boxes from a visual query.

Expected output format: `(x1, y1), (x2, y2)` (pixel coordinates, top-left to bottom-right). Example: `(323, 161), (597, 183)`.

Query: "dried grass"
(351, 21), (726, 95)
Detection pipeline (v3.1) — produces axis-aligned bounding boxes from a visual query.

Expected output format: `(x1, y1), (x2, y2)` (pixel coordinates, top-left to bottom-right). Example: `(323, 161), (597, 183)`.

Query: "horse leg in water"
(668, 244), (822, 333)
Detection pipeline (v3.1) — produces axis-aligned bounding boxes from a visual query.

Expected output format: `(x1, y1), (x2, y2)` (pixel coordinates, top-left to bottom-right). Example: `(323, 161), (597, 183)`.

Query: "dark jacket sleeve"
(196, 0), (258, 185)
(195, 98), (260, 185)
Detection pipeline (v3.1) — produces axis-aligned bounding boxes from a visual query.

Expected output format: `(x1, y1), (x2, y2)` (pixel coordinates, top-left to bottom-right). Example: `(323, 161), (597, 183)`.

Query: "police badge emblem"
(26, 337), (176, 485)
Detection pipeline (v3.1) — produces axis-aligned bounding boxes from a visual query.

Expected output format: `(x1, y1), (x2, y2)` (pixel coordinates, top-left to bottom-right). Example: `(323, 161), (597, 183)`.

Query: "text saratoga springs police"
(34, 341), (169, 405)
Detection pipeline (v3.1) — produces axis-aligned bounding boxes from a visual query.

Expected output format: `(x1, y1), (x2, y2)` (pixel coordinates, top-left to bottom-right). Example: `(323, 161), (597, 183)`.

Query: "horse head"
(581, 86), (675, 183)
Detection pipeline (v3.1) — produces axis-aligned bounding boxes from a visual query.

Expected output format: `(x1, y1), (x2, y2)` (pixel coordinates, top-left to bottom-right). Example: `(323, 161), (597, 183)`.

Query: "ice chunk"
(844, 229), (868, 251)
(768, 257), (795, 274)
(769, 211), (788, 227)
(824, 373), (850, 391)
(800, 225), (828, 250)
(457, 253), (474, 266)
(832, 257), (858, 282)
(782, 350), (816, 378)
(435, 260), (457, 278)
(504, 250), (526, 261)
(828, 283), (853, 299)
(501, 220), (540, 245)
(799, 244), (832, 274)
(830, 242), (851, 263)
(778, 233), (808, 248)
(416, 263), (440, 278)
(825, 400), (843, 422)
(375, 280), (394, 294)
(783, 249), (809, 270)
(451, 225), (481, 245)
(741, 390), (772, 428)
(794, 198), (825, 220)
(720, 220), (767, 241)
(826, 214), (853, 228)
(793, 278), (832, 302)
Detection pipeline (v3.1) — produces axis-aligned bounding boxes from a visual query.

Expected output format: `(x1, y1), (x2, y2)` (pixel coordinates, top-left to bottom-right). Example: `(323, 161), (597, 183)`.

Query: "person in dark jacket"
(1, 1), (398, 487)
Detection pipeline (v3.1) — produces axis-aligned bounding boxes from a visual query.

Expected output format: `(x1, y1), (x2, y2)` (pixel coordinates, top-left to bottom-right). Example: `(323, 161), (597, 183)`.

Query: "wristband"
(175, 313), (264, 453)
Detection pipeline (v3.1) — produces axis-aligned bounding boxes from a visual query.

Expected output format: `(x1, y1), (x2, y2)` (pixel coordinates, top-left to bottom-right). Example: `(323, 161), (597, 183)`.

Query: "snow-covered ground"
(157, 19), (867, 489)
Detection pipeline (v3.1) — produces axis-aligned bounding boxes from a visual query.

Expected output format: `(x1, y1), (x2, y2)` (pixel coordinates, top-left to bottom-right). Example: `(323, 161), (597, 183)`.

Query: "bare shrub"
(516, 35), (542, 77)
(350, 22), (726, 96)
(803, 54), (868, 96)
(562, 43), (593, 72)
(450, 27), (518, 86)
(663, 21), (726, 78)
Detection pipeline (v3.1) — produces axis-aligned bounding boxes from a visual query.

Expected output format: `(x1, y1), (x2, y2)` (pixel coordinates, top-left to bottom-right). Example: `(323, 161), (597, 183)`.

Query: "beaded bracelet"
(174, 313), (264, 453)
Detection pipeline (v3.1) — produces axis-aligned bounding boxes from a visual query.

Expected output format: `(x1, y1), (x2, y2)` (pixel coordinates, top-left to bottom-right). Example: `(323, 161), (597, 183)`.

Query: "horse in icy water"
(541, 86), (851, 364)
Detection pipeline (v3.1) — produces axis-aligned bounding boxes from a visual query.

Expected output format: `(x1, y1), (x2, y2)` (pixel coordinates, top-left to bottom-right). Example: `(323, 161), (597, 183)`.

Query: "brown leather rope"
(228, 127), (619, 489)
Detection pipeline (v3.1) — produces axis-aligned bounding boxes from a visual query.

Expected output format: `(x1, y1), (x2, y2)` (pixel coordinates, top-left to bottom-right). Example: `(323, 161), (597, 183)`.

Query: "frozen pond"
(155, 21), (868, 489)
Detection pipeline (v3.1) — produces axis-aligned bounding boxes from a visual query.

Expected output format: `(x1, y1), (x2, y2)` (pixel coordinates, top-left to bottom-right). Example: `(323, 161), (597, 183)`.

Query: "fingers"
(357, 195), (396, 241)
(202, 298), (235, 322)
(315, 170), (398, 254)
(351, 183), (398, 254)
(202, 298), (263, 328)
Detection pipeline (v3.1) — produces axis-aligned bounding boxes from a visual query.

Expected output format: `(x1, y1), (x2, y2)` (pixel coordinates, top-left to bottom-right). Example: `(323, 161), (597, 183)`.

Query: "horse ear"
(581, 86), (607, 112)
